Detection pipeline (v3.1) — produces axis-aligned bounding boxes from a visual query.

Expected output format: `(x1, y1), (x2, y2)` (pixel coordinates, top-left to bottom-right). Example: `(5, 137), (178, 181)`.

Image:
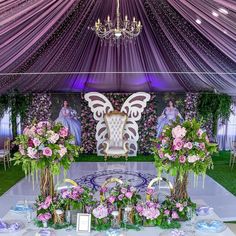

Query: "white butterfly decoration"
(84, 92), (151, 156)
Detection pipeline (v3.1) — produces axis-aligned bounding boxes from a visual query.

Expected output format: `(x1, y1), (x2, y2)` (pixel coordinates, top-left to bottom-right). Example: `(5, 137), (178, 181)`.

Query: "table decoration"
(10, 204), (33, 214)
(196, 206), (214, 216)
(0, 219), (25, 233)
(195, 219), (227, 233)
(102, 182), (141, 225)
(22, 229), (56, 236)
(13, 121), (81, 197)
(153, 118), (217, 200)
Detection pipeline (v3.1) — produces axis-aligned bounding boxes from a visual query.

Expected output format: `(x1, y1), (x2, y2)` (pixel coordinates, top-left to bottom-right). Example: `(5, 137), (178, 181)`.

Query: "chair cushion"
(106, 147), (127, 155)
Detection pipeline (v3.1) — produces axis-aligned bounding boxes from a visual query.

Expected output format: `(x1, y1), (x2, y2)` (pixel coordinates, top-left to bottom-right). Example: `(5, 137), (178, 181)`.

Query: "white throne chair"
(103, 111), (129, 161)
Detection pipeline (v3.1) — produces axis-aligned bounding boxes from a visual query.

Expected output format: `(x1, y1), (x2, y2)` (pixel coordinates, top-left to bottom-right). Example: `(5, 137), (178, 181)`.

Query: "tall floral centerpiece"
(13, 121), (80, 197)
(153, 119), (217, 200)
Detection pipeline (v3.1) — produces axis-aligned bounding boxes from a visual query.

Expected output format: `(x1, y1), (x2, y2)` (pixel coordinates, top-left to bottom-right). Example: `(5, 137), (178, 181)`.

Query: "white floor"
(1, 162), (236, 221)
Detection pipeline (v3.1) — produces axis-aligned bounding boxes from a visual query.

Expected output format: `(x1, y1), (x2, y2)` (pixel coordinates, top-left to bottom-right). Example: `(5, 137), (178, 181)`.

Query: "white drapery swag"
(217, 103), (236, 150)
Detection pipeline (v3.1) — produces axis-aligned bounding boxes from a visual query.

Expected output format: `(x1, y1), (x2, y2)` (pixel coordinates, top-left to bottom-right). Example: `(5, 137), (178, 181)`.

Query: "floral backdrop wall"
(185, 93), (213, 141)
(184, 93), (198, 120)
(81, 93), (158, 154)
(21, 92), (215, 154)
(24, 93), (52, 126)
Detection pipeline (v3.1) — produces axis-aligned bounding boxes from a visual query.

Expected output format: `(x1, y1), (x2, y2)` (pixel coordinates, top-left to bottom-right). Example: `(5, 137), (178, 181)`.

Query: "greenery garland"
(197, 92), (232, 136)
(0, 90), (32, 138)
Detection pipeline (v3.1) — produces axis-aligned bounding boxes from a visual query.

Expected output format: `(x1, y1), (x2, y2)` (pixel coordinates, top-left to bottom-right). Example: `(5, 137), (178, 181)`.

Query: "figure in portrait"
(55, 100), (81, 145)
(156, 100), (183, 137)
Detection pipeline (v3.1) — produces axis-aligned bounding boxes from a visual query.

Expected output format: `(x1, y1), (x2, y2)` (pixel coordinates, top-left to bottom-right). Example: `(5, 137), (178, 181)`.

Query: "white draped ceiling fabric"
(0, 0), (236, 94)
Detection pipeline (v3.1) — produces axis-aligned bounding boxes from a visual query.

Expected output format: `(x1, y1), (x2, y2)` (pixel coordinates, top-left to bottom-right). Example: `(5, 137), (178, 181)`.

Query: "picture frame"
(76, 213), (91, 233)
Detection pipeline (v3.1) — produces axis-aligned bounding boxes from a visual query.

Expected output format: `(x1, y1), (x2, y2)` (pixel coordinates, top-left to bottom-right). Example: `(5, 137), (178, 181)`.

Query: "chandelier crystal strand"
(91, 0), (142, 44)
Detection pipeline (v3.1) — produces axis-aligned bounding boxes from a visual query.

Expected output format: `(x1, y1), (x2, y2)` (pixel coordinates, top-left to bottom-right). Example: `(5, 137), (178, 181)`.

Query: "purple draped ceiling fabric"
(0, 0), (236, 93)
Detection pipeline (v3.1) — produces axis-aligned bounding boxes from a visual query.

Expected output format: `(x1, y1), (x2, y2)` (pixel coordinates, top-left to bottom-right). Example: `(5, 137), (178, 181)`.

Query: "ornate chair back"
(104, 111), (127, 148)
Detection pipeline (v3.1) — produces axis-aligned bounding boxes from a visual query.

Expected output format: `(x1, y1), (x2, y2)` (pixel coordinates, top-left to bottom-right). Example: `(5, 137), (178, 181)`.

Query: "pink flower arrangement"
(136, 201), (161, 220)
(92, 205), (109, 219)
(14, 121), (80, 177)
(37, 212), (52, 222)
(154, 119), (217, 178)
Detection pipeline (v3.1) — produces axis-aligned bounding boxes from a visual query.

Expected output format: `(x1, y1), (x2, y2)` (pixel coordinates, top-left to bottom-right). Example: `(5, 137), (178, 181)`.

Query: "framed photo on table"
(76, 213), (91, 233)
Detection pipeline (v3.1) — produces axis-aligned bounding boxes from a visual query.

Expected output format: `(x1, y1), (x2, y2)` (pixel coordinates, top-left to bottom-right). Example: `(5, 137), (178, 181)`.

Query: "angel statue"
(156, 99), (183, 137)
(55, 100), (81, 145)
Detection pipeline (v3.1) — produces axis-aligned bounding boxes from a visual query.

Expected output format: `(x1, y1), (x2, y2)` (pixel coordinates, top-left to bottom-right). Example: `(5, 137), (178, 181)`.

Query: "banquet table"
(1, 208), (235, 236)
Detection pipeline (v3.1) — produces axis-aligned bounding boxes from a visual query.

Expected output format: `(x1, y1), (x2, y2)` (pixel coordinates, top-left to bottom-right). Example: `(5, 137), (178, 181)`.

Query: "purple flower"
(100, 187), (107, 194)
(118, 194), (124, 201)
(146, 187), (155, 196)
(125, 192), (133, 199)
(136, 205), (143, 214)
(121, 187), (127, 194)
(108, 196), (116, 204)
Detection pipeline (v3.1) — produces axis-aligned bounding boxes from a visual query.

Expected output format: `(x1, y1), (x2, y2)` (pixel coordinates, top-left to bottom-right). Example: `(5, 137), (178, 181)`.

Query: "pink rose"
(184, 142), (193, 149)
(36, 128), (44, 135)
(164, 209), (170, 215)
(19, 145), (25, 155)
(171, 211), (179, 219)
(172, 125), (187, 139)
(173, 138), (184, 150)
(187, 155), (199, 163)
(48, 133), (59, 144)
(125, 192), (133, 199)
(199, 143), (205, 150)
(179, 155), (186, 164)
(59, 127), (68, 138)
(121, 187), (127, 194)
(32, 138), (41, 147)
(197, 129), (203, 137)
(118, 194), (124, 201)
(37, 212), (51, 222)
(43, 147), (52, 157)
(27, 147), (37, 159)
(58, 145), (67, 157)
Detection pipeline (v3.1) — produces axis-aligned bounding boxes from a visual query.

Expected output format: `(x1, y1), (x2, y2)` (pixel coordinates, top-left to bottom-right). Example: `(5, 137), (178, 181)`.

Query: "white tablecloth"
(1, 209), (235, 236)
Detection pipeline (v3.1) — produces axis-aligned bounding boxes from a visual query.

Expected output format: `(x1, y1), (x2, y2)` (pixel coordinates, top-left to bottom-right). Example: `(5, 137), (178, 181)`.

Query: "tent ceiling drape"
(0, 0), (236, 94)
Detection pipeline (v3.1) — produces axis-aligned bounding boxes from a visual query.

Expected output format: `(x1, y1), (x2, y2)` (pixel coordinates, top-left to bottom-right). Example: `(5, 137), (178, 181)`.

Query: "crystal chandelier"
(92, 0), (142, 43)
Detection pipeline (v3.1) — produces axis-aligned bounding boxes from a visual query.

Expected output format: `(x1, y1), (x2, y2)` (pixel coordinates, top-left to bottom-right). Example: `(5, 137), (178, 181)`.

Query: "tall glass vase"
(40, 167), (54, 197)
(172, 171), (188, 200)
